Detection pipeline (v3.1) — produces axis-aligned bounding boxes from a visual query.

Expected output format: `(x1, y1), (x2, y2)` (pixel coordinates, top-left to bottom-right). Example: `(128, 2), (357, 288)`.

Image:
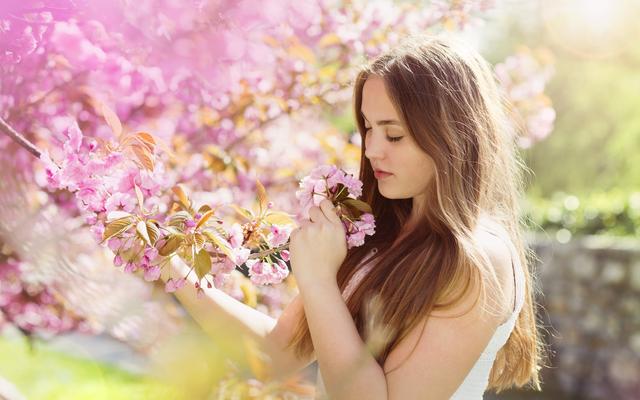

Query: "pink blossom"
(231, 247), (251, 266)
(143, 265), (161, 282)
(89, 222), (105, 241)
(124, 262), (137, 273)
(107, 238), (122, 252)
(143, 247), (159, 263)
(247, 259), (271, 285)
(104, 192), (137, 213)
(113, 255), (124, 267)
(165, 278), (186, 293)
(297, 166), (375, 249)
(228, 223), (244, 248)
(268, 225), (291, 248)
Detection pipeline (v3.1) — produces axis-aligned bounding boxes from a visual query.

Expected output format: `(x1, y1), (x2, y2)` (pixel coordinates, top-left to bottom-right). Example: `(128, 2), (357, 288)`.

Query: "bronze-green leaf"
(195, 209), (216, 230)
(98, 100), (123, 138)
(193, 232), (206, 252)
(136, 221), (151, 246)
(229, 204), (254, 222)
(102, 217), (134, 243)
(131, 144), (154, 171)
(343, 198), (372, 213)
(203, 231), (234, 260)
(106, 211), (132, 221)
(194, 249), (212, 280)
(168, 211), (191, 228)
(134, 184), (145, 212)
(146, 221), (160, 245)
(334, 184), (350, 202)
(158, 234), (184, 257)
(256, 179), (268, 215)
(264, 211), (295, 226)
(172, 185), (191, 210)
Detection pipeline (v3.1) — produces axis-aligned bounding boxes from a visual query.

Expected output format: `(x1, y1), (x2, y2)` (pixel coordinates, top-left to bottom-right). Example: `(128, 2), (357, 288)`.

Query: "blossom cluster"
(36, 117), (373, 290)
(296, 165), (376, 248)
(494, 47), (556, 148)
(0, 256), (91, 338)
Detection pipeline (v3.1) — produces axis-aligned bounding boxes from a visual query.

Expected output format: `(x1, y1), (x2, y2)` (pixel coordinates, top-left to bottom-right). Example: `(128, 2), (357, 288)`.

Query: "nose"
(364, 131), (385, 161)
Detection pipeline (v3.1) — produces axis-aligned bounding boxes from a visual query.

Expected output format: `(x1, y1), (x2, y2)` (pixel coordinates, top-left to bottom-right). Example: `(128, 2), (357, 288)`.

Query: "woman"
(168, 35), (546, 399)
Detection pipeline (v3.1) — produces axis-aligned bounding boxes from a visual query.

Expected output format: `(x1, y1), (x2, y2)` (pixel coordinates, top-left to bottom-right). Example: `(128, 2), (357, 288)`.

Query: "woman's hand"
(289, 199), (347, 288)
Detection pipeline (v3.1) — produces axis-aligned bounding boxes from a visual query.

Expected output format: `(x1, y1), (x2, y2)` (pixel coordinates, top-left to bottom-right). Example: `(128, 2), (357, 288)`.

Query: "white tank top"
(316, 224), (526, 399)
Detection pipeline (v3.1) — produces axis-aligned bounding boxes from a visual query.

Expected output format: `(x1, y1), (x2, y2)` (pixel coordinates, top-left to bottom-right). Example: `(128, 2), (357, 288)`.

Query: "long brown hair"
(288, 35), (545, 393)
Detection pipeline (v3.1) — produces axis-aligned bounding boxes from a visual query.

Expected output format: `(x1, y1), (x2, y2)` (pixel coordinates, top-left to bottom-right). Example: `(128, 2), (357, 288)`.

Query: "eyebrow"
(360, 112), (402, 126)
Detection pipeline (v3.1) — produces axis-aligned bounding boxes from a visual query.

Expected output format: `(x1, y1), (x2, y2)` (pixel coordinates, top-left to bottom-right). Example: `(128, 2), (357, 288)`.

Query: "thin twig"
(0, 117), (42, 159)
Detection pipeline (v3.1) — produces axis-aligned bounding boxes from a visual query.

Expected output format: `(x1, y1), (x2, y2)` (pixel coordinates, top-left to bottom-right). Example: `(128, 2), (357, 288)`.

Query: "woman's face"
(361, 76), (436, 205)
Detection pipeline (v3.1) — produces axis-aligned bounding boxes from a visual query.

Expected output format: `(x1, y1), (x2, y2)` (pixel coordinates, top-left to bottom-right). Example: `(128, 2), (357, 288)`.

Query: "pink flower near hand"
(297, 165), (375, 249)
(347, 230), (366, 248)
(268, 225), (291, 248)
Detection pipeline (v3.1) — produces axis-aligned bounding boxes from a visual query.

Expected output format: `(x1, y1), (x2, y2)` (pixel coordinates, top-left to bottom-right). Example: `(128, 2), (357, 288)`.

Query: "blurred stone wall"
(490, 234), (640, 400)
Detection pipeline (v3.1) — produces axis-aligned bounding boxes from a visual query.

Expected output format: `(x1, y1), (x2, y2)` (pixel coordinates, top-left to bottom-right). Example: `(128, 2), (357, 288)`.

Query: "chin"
(378, 187), (399, 199)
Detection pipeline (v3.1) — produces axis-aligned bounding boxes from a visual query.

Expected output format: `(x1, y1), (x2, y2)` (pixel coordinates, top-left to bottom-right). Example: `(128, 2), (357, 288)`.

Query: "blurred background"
(1, 0), (639, 399)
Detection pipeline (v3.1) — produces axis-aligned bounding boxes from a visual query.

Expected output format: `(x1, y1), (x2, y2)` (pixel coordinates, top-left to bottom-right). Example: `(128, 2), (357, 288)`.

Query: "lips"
(373, 169), (393, 179)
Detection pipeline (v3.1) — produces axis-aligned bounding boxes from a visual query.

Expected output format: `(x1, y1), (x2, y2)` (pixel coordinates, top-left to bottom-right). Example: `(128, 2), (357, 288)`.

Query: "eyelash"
(364, 128), (403, 143)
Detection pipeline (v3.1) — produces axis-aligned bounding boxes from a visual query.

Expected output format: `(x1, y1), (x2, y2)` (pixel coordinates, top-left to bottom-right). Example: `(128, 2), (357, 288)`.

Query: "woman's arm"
(161, 256), (315, 381)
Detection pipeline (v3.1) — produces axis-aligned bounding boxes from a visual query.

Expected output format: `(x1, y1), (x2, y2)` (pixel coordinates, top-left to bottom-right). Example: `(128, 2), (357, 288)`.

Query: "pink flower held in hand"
(297, 165), (376, 249)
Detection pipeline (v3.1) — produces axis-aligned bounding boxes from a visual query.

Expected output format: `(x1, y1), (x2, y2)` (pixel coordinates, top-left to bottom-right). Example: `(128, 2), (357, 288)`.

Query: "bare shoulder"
(474, 222), (514, 285)
(473, 219), (517, 319)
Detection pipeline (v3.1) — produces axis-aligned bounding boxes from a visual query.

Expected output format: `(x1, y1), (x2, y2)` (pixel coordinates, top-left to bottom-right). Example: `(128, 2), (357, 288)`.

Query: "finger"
(308, 206), (328, 224)
(319, 199), (341, 225)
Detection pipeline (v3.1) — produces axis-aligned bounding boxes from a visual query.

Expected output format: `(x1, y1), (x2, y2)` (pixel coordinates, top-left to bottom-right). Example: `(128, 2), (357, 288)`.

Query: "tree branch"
(0, 117), (42, 159)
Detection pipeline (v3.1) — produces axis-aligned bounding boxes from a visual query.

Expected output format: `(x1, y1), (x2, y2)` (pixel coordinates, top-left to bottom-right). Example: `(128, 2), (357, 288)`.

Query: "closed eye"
(387, 135), (403, 142)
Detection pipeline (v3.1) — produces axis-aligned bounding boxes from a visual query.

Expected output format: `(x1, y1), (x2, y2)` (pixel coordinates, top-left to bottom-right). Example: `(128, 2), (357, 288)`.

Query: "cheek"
(403, 153), (435, 187)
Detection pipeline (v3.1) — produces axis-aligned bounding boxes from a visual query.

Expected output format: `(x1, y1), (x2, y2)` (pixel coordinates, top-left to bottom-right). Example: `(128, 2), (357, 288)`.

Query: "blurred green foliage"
(479, 2), (640, 237)
(522, 190), (640, 237)
(0, 336), (187, 400)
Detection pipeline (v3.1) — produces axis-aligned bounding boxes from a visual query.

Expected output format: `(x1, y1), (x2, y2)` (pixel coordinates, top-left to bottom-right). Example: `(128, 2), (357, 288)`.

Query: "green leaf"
(194, 249), (212, 280)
